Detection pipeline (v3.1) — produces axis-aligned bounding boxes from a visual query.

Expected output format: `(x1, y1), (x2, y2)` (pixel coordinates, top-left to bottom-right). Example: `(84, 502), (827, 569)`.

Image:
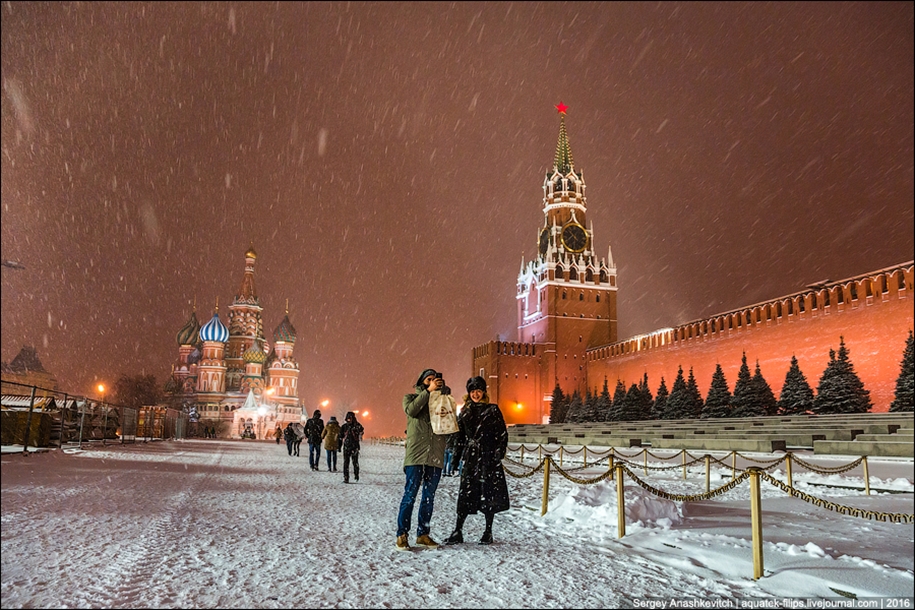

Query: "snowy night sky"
(2, 2), (913, 436)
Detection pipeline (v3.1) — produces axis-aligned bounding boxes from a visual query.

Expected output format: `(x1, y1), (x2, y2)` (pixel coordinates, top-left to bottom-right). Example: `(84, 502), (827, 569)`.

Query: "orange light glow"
(321, 400), (330, 407)
(97, 384), (105, 394)
(515, 403), (523, 410)
(362, 410), (370, 417)
(266, 387), (276, 395)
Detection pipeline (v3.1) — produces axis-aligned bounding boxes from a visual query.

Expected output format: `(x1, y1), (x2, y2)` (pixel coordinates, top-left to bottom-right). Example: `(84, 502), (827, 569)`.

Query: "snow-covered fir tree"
(610, 379), (627, 421)
(618, 383), (642, 421)
(779, 355), (814, 415)
(651, 377), (668, 420)
(814, 337), (872, 414)
(549, 384), (567, 423)
(664, 366), (690, 419)
(890, 330), (914, 413)
(596, 378), (612, 422)
(685, 367), (704, 419)
(750, 361), (778, 416)
(565, 390), (584, 423)
(731, 352), (761, 418)
(638, 373), (654, 420)
(701, 363), (732, 419)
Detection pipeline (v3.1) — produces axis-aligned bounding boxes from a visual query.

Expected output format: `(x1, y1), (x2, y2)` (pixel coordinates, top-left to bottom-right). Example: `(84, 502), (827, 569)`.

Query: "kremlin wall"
(587, 262), (913, 415)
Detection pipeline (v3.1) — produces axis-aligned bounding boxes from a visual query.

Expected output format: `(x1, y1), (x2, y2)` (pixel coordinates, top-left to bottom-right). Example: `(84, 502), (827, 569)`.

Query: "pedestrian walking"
(283, 422), (296, 456)
(443, 433), (457, 477)
(445, 376), (510, 546)
(305, 410), (324, 470)
(321, 416), (341, 471)
(340, 411), (364, 483)
(273, 425), (283, 445)
(395, 368), (447, 551)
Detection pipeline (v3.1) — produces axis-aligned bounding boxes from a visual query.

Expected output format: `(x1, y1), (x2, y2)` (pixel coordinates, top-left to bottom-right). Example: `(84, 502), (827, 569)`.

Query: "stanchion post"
(785, 453), (793, 488)
(644, 449), (648, 476)
(583, 446), (588, 468)
(862, 456), (870, 496)
(615, 462), (626, 538)
(731, 451), (737, 480)
(682, 450), (687, 480)
(21, 386), (37, 456)
(538, 444), (542, 462)
(541, 457), (551, 516)
(559, 445), (564, 468)
(520, 444), (525, 464)
(609, 453), (615, 480)
(748, 467), (765, 579)
(705, 455), (711, 493)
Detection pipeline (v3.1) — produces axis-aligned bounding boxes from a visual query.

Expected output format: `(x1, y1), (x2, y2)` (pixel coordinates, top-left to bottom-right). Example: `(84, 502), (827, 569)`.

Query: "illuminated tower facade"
(225, 245), (266, 392)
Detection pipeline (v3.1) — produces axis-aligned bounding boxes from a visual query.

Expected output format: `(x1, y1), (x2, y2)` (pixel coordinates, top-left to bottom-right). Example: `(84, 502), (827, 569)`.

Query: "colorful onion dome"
(273, 314), (296, 343)
(245, 244), (257, 259)
(199, 312), (229, 343)
(243, 343), (267, 364)
(175, 311), (200, 346)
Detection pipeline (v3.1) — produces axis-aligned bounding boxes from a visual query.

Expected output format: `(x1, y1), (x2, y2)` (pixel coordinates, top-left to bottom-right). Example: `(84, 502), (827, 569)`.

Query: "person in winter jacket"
(321, 416), (341, 472)
(395, 368), (447, 551)
(444, 376), (510, 546)
(273, 425), (283, 445)
(340, 411), (365, 483)
(283, 422), (297, 456)
(305, 410), (324, 471)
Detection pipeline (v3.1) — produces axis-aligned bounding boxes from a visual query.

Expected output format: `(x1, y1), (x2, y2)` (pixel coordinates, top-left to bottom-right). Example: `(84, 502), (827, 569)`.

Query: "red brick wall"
(587, 292), (913, 412)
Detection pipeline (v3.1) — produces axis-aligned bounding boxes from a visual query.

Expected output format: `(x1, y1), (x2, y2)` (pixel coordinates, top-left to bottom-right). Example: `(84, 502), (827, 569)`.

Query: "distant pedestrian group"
(282, 409), (365, 484)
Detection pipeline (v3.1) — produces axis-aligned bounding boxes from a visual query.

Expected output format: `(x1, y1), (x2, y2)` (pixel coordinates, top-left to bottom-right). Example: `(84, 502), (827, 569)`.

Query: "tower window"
(579, 293), (584, 301)
(569, 268), (578, 281)
(562, 291), (567, 300)
(596, 294), (600, 302)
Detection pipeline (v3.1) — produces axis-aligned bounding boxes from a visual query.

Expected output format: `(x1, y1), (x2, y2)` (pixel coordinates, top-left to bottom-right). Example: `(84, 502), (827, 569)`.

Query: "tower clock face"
(539, 228), (550, 256)
(561, 223), (587, 253)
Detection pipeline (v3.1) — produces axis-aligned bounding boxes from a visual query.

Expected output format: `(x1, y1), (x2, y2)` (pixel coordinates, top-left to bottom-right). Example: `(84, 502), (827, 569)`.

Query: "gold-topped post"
(615, 462), (626, 538)
(748, 467), (765, 579)
(541, 457), (551, 516)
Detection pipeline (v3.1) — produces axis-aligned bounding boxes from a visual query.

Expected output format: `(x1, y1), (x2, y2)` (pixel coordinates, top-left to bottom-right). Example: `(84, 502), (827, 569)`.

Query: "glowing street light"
(321, 399), (330, 408)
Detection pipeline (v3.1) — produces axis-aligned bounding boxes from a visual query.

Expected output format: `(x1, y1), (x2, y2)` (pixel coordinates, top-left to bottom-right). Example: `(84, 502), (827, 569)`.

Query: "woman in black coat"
(445, 376), (510, 545)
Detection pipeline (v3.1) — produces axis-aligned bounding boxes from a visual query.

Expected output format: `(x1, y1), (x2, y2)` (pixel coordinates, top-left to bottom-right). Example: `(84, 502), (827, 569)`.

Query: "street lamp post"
(98, 384), (107, 445)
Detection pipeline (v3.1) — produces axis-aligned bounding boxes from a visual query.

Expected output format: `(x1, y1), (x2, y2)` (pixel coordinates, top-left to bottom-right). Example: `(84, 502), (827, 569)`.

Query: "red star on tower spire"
(555, 101), (568, 114)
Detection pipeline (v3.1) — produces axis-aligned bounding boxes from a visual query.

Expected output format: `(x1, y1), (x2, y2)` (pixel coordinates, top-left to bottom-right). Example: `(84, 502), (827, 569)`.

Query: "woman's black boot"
(478, 529), (493, 545)
(445, 530), (463, 545)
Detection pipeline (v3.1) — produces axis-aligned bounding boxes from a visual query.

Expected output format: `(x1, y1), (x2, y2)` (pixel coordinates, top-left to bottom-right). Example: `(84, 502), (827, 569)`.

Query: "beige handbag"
(429, 390), (459, 435)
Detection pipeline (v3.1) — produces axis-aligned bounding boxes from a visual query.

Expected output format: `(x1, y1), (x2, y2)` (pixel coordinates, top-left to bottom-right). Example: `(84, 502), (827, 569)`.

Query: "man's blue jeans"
(309, 443), (321, 469)
(397, 465), (442, 537)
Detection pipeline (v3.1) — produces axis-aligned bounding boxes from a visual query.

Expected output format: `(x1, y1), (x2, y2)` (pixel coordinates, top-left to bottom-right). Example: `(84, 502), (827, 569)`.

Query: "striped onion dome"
(243, 343), (267, 364)
(175, 311), (200, 346)
(273, 314), (296, 343)
(199, 312), (229, 343)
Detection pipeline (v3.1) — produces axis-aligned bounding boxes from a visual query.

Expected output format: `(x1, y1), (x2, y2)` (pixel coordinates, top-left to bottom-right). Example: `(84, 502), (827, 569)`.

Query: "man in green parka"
(395, 368), (447, 550)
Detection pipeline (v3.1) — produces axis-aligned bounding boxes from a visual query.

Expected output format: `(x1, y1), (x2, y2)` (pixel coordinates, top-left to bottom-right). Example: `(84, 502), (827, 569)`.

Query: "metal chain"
(735, 452), (788, 466)
(758, 471), (914, 524)
(547, 458), (615, 485)
(502, 459), (545, 479)
(621, 464), (751, 502)
(791, 455), (864, 474)
(645, 449), (683, 460)
(614, 456), (707, 472)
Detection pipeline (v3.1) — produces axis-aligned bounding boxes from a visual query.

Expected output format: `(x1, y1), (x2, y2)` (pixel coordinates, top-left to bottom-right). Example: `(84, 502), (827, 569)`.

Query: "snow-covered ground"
(1, 440), (912, 608)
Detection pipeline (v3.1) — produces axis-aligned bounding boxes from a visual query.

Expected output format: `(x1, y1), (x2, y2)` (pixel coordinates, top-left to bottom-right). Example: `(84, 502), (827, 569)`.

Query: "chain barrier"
(644, 449), (683, 460)
(791, 455), (865, 475)
(614, 455), (707, 472)
(547, 458), (615, 486)
(735, 452), (788, 467)
(758, 471), (914, 524)
(620, 464), (752, 502)
(502, 459), (545, 479)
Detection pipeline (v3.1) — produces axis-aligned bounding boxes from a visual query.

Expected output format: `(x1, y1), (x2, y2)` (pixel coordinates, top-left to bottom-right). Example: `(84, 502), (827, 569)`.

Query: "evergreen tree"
(582, 387), (599, 422)
(651, 377), (669, 420)
(619, 383), (642, 421)
(596, 378), (613, 421)
(685, 367), (704, 418)
(750, 361), (778, 416)
(664, 366), (689, 419)
(815, 337), (872, 414)
(890, 330), (914, 413)
(778, 356), (814, 415)
(731, 352), (758, 418)
(565, 390), (584, 423)
(638, 373), (654, 420)
(610, 380), (627, 421)
(548, 384), (566, 424)
(701, 363), (732, 419)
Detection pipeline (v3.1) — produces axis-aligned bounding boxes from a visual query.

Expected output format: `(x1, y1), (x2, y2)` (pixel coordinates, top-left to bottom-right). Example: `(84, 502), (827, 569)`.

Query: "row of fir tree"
(550, 332), (914, 423)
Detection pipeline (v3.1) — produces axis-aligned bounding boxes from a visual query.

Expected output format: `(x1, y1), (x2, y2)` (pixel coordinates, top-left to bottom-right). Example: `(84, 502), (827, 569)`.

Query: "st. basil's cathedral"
(166, 245), (302, 438)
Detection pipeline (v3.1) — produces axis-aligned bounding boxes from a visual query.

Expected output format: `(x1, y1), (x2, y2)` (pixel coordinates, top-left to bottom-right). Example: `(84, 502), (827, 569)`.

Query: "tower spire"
(553, 102), (574, 174)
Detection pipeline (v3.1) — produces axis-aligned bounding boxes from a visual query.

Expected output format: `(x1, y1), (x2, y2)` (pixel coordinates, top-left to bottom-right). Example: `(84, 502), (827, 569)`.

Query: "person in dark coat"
(340, 411), (365, 483)
(445, 376), (510, 546)
(305, 410), (324, 471)
(283, 422), (296, 456)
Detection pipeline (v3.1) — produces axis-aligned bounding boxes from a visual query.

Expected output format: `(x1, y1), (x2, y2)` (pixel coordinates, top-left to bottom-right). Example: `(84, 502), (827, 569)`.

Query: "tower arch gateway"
(471, 105), (912, 424)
